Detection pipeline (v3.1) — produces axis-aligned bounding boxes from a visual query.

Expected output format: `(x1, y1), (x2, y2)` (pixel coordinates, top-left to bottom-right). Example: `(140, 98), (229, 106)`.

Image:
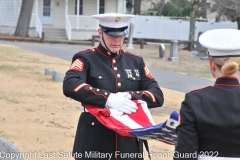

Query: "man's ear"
(98, 28), (102, 36)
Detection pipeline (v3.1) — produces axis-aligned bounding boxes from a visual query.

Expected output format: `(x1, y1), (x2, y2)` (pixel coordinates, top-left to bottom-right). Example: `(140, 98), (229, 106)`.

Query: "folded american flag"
(85, 100), (179, 145)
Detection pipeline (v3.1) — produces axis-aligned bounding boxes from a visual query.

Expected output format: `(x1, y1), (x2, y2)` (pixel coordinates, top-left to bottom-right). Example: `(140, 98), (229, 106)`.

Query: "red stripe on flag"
(126, 101), (153, 127)
(86, 106), (132, 136)
(85, 100), (154, 137)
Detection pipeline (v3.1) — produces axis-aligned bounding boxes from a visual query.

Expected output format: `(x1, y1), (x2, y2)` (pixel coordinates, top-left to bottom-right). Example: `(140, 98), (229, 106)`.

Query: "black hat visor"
(100, 25), (128, 37)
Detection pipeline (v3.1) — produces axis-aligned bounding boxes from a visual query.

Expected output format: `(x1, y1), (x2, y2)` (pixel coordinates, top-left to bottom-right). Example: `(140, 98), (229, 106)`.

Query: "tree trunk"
(158, 0), (165, 16)
(201, 0), (207, 18)
(134, 0), (141, 15)
(14, 0), (34, 37)
(189, 0), (199, 51)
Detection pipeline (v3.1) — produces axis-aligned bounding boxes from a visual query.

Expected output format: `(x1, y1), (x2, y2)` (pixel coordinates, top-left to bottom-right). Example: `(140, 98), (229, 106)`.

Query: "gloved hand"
(105, 92), (138, 114)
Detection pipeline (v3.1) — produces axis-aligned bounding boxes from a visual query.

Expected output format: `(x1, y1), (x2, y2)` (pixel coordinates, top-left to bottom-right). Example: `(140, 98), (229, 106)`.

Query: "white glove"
(105, 92), (138, 114)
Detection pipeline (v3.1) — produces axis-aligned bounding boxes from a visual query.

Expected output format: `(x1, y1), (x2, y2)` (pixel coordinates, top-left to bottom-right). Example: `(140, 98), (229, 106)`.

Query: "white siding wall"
(84, 0), (97, 15)
(0, 0), (37, 36)
(0, 0), (22, 26)
(68, 0), (98, 16)
(117, 0), (125, 13)
(105, 0), (117, 13)
(68, 0), (75, 15)
(52, 0), (66, 28)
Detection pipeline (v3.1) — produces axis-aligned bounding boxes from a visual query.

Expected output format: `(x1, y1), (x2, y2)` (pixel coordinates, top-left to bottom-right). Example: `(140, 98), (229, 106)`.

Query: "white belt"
(198, 156), (240, 160)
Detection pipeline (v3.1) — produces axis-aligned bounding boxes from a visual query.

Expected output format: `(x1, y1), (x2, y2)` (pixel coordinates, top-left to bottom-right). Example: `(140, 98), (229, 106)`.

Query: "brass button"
(104, 92), (108, 95)
(137, 91), (139, 94)
(92, 49), (95, 52)
(99, 76), (102, 79)
(107, 52), (111, 55)
(114, 67), (117, 70)
(91, 122), (95, 126)
(117, 74), (121, 78)
(97, 89), (100, 92)
(118, 82), (121, 87)
(113, 59), (116, 63)
(133, 77), (136, 80)
(90, 87), (92, 89)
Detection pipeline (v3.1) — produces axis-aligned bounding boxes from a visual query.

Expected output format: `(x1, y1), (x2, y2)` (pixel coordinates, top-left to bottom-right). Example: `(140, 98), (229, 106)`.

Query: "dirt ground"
(0, 43), (189, 160)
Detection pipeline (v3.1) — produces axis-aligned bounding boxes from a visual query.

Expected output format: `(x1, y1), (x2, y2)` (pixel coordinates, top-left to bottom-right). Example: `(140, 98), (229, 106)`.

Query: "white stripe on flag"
(113, 115), (143, 129)
(138, 100), (155, 125)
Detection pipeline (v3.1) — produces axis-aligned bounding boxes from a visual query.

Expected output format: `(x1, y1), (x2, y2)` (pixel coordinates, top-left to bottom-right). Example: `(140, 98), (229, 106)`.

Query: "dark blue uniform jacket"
(63, 43), (164, 160)
(175, 77), (240, 159)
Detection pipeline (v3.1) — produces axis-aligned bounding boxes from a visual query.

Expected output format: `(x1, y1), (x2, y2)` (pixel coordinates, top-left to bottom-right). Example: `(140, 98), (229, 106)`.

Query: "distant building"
(0, 0), (127, 40)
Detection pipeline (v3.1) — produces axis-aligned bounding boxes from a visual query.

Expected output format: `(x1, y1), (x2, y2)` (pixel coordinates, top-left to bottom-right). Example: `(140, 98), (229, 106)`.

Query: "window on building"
(75, 0), (83, 15)
(126, 0), (134, 14)
(99, 0), (105, 14)
(43, 0), (51, 16)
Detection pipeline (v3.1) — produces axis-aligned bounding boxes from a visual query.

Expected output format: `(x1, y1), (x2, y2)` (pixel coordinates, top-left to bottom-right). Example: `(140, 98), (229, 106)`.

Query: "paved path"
(0, 40), (214, 93)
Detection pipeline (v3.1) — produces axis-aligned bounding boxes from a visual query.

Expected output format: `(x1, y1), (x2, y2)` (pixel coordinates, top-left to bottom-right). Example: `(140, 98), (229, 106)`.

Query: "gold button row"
(88, 87), (108, 96)
(131, 91), (140, 94)
(112, 59), (122, 88)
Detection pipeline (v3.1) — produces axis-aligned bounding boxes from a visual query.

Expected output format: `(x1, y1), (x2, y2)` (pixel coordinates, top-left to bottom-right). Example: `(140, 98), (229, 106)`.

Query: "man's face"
(98, 29), (125, 53)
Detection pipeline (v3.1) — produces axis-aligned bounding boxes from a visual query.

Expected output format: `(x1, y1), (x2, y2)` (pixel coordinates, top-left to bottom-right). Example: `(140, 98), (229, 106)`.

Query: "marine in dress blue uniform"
(63, 13), (164, 160)
(174, 29), (240, 160)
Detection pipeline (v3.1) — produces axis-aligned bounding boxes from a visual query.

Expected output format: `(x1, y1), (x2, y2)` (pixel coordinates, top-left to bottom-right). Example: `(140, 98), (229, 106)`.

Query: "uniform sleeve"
(129, 58), (164, 108)
(174, 94), (199, 160)
(62, 53), (110, 107)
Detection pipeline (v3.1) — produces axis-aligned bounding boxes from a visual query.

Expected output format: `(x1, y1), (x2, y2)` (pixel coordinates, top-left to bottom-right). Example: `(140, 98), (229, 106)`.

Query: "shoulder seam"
(123, 51), (141, 58)
(188, 86), (212, 93)
(82, 49), (96, 54)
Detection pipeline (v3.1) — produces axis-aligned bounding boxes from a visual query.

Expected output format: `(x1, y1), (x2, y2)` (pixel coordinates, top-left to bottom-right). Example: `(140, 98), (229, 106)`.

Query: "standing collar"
(215, 76), (240, 86)
(97, 43), (122, 58)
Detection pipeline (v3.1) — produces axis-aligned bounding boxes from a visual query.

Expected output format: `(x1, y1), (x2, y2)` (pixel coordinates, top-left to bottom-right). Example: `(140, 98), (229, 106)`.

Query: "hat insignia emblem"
(115, 17), (121, 22)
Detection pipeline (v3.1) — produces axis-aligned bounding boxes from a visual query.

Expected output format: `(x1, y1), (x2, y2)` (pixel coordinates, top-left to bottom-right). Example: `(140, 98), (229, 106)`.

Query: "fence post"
(159, 44), (165, 58)
(168, 40), (179, 61)
(140, 39), (144, 49)
(41, 32), (45, 43)
(92, 35), (95, 46)
(126, 21), (134, 49)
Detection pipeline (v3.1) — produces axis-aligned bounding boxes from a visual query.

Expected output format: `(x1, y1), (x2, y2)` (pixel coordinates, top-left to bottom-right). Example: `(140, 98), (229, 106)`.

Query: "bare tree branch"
(215, 0), (236, 10)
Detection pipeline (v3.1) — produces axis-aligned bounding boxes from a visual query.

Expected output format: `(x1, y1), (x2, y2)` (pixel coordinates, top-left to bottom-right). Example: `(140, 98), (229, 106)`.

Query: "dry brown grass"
(0, 43), (205, 160)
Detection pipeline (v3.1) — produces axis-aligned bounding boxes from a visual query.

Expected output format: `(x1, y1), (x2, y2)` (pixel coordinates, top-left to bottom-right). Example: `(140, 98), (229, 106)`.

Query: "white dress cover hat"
(199, 29), (240, 57)
(92, 13), (135, 37)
